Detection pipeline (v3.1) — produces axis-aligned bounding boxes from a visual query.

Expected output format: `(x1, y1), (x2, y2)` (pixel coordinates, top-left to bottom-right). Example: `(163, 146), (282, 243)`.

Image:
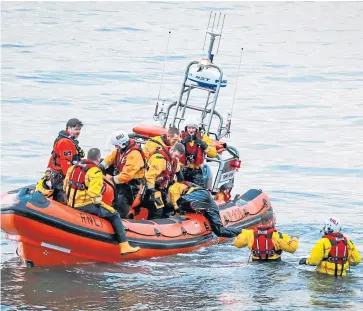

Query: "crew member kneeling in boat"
(142, 127), (181, 161)
(144, 143), (185, 219)
(168, 181), (240, 237)
(234, 211), (299, 261)
(63, 148), (140, 255)
(45, 118), (85, 203)
(180, 117), (217, 187)
(98, 130), (146, 218)
(299, 216), (361, 276)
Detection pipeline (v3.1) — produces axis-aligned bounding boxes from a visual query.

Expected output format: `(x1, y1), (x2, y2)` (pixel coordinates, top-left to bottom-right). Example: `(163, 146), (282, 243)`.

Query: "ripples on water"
(1, 2), (363, 311)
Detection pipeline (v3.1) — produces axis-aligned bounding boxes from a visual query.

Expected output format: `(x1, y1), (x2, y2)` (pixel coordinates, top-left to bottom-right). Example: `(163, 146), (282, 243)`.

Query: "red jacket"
(47, 130), (84, 175)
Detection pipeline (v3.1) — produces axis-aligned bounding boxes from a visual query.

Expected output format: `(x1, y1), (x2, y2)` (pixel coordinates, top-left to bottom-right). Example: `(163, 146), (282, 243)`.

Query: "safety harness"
(113, 139), (147, 175)
(154, 147), (178, 189)
(252, 225), (282, 260)
(322, 232), (349, 276)
(67, 160), (97, 208)
(180, 131), (205, 166)
(149, 135), (169, 149)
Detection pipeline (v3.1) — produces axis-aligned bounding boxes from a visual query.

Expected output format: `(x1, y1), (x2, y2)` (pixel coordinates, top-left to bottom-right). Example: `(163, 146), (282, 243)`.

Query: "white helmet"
(111, 130), (129, 149)
(184, 116), (200, 129)
(323, 216), (341, 234)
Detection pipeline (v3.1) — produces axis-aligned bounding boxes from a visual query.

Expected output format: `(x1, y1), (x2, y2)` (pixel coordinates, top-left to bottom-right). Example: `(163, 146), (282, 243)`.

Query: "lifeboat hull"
(1, 188), (272, 267)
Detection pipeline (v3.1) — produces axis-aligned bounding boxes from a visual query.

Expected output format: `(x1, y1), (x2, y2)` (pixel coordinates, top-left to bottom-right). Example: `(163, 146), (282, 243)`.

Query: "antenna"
(202, 12), (225, 62)
(203, 12), (212, 51)
(216, 14), (226, 54)
(227, 48), (244, 134)
(154, 31), (171, 121)
(157, 31), (171, 100)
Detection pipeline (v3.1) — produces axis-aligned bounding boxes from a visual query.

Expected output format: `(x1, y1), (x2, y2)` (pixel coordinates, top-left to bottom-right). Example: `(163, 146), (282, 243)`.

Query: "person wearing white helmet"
(180, 116), (217, 187)
(99, 130), (146, 218)
(299, 216), (361, 276)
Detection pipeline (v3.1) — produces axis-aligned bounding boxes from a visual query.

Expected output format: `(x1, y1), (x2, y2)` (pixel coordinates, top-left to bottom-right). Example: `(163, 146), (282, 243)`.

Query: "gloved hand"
(182, 135), (193, 144)
(299, 258), (307, 265)
(195, 136), (208, 150)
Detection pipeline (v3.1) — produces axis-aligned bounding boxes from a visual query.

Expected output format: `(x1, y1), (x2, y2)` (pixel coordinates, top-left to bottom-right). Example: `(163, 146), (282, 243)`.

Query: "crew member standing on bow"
(63, 148), (140, 255)
(144, 143), (185, 219)
(142, 127), (181, 161)
(98, 131), (146, 218)
(168, 181), (240, 237)
(299, 216), (361, 276)
(45, 118), (85, 203)
(234, 211), (299, 261)
(180, 117), (217, 187)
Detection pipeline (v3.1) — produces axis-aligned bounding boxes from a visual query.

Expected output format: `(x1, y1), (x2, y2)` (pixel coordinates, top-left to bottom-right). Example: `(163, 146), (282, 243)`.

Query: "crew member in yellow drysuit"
(98, 130), (146, 218)
(234, 211), (299, 261)
(299, 216), (361, 276)
(63, 148), (140, 255)
(144, 142), (185, 219)
(168, 181), (240, 237)
(142, 127), (181, 160)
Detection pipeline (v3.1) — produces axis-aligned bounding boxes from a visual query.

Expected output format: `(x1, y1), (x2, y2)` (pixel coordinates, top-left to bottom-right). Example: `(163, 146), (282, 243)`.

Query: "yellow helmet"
(35, 177), (54, 198)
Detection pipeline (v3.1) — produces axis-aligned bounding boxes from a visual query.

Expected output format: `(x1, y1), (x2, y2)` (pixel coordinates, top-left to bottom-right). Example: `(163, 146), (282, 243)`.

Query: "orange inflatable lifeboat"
(1, 186), (271, 267)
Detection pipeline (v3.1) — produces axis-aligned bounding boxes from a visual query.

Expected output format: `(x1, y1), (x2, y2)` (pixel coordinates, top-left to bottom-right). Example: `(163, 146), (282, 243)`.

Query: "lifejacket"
(150, 135), (168, 148)
(67, 159), (98, 208)
(322, 232), (349, 276)
(180, 131), (205, 166)
(252, 225), (282, 260)
(154, 146), (178, 189)
(147, 135), (169, 158)
(51, 130), (84, 172)
(102, 179), (116, 206)
(113, 139), (147, 175)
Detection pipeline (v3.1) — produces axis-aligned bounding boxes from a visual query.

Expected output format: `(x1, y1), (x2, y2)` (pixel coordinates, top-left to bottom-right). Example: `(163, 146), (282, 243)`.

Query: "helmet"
(111, 130), (129, 149)
(323, 216), (341, 234)
(184, 116), (200, 129)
